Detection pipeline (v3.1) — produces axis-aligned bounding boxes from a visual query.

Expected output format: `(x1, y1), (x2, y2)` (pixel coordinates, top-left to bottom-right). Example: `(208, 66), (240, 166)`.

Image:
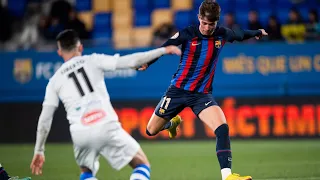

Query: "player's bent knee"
(146, 129), (157, 136)
(80, 166), (92, 173)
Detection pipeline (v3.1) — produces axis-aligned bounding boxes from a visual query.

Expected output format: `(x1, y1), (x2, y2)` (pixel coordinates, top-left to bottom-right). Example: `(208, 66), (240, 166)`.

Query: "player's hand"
(137, 64), (149, 71)
(164, 45), (182, 56)
(30, 154), (45, 175)
(256, 29), (268, 40)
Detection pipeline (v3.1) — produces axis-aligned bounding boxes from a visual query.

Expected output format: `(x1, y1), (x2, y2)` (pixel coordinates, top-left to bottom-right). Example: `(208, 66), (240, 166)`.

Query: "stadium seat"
(252, 0), (275, 10)
(276, 8), (290, 24)
(78, 11), (94, 30)
(171, 0), (192, 11)
(133, 0), (151, 11)
(151, 9), (173, 30)
(259, 10), (273, 27)
(152, 0), (170, 9)
(134, 11), (152, 27)
(112, 11), (133, 29)
(76, 0), (92, 12)
(7, 0), (27, 17)
(94, 13), (112, 31)
(217, 0), (234, 13)
(131, 27), (153, 47)
(93, 0), (112, 12)
(235, 11), (249, 29)
(113, 0), (132, 11)
(174, 10), (193, 30)
(275, 0), (293, 8)
(234, 0), (253, 12)
(113, 29), (132, 49)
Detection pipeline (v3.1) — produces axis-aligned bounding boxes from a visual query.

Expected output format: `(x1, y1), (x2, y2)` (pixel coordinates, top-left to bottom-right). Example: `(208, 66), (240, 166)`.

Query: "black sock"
(215, 124), (232, 169)
(160, 121), (172, 131)
(0, 166), (10, 180)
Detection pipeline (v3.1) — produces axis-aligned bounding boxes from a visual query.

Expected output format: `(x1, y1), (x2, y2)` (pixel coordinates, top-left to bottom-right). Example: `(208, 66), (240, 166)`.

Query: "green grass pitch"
(1, 140), (320, 180)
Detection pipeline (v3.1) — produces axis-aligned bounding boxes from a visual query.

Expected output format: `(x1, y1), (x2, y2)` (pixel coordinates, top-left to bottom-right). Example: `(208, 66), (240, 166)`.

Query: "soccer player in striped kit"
(141, 1), (268, 180)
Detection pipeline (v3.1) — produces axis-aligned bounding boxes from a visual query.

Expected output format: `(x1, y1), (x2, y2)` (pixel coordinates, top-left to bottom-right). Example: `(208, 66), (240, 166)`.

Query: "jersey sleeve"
(90, 53), (117, 71)
(220, 26), (262, 42)
(42, 80), (59, 107)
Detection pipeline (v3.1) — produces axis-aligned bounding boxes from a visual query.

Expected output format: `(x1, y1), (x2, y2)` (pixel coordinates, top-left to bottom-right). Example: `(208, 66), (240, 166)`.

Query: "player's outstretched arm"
(115, 46), (181, 69)
(225, 27), (268, 42)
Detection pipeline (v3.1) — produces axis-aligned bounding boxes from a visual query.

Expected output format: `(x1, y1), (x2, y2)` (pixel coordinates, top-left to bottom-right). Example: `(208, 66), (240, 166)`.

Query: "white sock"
(0, 163), (2, 168)
(221, 168), (232, 180)
(85, 178), (98, 180)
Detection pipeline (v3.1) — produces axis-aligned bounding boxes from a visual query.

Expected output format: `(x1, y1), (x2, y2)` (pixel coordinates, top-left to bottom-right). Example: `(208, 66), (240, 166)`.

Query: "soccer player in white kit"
(30, 29), (181, 180)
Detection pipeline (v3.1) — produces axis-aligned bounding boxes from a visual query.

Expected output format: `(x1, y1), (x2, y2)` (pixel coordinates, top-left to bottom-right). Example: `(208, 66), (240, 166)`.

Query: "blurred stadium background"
(0, 0), (320, 179)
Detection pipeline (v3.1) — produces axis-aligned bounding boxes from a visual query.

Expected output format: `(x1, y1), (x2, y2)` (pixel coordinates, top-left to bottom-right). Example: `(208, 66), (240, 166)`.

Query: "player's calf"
(129, 149), (151, 180)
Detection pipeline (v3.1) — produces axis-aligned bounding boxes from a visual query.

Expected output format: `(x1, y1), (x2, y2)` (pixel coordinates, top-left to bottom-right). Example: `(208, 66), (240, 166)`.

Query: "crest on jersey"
(13, 59), (33, 84)
(159, 108), (166, 114)
(170, 32), (179, 39)
(215, 40), (222, 48)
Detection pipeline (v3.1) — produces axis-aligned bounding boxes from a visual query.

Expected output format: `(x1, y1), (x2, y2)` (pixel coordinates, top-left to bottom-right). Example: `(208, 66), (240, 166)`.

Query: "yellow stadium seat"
(93, 0), (112, 12)
(112, 11), (133, 29)
(171, 0), (192, 11)
(113, 29), (132, 49)
(112, 0), (131, 12)
(78, 12), (93, 30)
(132, 27), (153, 48)
(152, 9), (173, 30)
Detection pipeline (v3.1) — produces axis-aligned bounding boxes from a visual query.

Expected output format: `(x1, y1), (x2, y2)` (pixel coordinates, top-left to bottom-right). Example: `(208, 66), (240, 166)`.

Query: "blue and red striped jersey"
(148, 25), (262, 94)
(168, 25), (234, 93)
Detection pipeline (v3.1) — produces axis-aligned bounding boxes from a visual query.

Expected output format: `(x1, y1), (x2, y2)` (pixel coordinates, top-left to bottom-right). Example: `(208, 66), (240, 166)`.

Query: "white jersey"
(43, 53), (119, 130)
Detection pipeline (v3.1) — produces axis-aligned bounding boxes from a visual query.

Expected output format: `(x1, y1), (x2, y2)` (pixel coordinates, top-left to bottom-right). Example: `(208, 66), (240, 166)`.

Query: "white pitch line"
(255, 177), (320, 180)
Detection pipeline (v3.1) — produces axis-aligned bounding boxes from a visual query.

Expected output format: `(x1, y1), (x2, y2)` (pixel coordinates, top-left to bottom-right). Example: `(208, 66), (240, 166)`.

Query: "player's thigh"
(71, 131), (101, 175)
(148, 95), (185, 132)
(198, 106), (227, 131)
(189, 94), (226, 131)
(100, 127), (141, 171)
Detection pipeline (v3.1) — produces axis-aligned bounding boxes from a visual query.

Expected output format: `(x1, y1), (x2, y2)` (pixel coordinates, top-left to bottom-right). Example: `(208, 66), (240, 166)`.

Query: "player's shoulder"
(214, 26), (229, 36)
(171, 25), (197, 40)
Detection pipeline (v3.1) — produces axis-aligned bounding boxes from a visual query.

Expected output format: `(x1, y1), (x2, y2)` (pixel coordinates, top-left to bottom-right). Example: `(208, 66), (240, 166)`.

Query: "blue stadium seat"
(235, 0), (253, 12)
(235, 11), (249, 29)
(93, 13), (112, 32)
(174, 10), (193, 30)
(259, 10), (273, 27)
(7, 0), (27, 17)
(275, 0), (293, 8)
(133, 0), (152, 11)
(76, 0), (92, 12)
(134, 11), (152, 27)
(252, 0), (275, 10)
(218, 0), (235, 13)
(276, 8), (290, 24)
(92, 31), (112, 39)
(152, 0), (170, 9)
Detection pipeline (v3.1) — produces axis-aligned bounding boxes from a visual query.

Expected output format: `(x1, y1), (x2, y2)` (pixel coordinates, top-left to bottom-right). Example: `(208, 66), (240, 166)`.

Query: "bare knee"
(146, 114), (168, 136)
(80, 166), (92, 173)
(129, 148), (150, 168)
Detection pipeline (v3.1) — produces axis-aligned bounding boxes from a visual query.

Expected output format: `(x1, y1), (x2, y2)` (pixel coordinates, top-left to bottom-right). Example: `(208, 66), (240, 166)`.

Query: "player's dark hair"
(56, 29), (80, 51)
(199, 0), (221, 22)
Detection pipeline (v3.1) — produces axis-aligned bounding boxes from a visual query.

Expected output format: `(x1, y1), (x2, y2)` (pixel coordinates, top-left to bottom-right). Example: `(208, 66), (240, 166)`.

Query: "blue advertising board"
(0, 42), (319, 102)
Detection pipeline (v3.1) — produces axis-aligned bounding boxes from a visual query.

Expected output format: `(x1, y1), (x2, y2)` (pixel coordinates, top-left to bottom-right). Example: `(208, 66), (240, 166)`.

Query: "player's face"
(198, 15), (218, 36)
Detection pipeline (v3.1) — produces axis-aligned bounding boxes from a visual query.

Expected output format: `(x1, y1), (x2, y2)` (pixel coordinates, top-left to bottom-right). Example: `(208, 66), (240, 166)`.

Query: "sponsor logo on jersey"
(81, 109), (106, 125)
(13, 59), (33, 84)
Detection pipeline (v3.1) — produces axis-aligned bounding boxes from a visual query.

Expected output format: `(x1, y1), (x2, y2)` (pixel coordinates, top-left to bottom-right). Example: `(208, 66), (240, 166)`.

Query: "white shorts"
(70, 122), (140, 175)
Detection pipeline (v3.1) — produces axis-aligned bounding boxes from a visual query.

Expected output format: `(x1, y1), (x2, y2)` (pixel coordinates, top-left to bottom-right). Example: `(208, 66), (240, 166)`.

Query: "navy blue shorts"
(154, 85), (218, 120)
